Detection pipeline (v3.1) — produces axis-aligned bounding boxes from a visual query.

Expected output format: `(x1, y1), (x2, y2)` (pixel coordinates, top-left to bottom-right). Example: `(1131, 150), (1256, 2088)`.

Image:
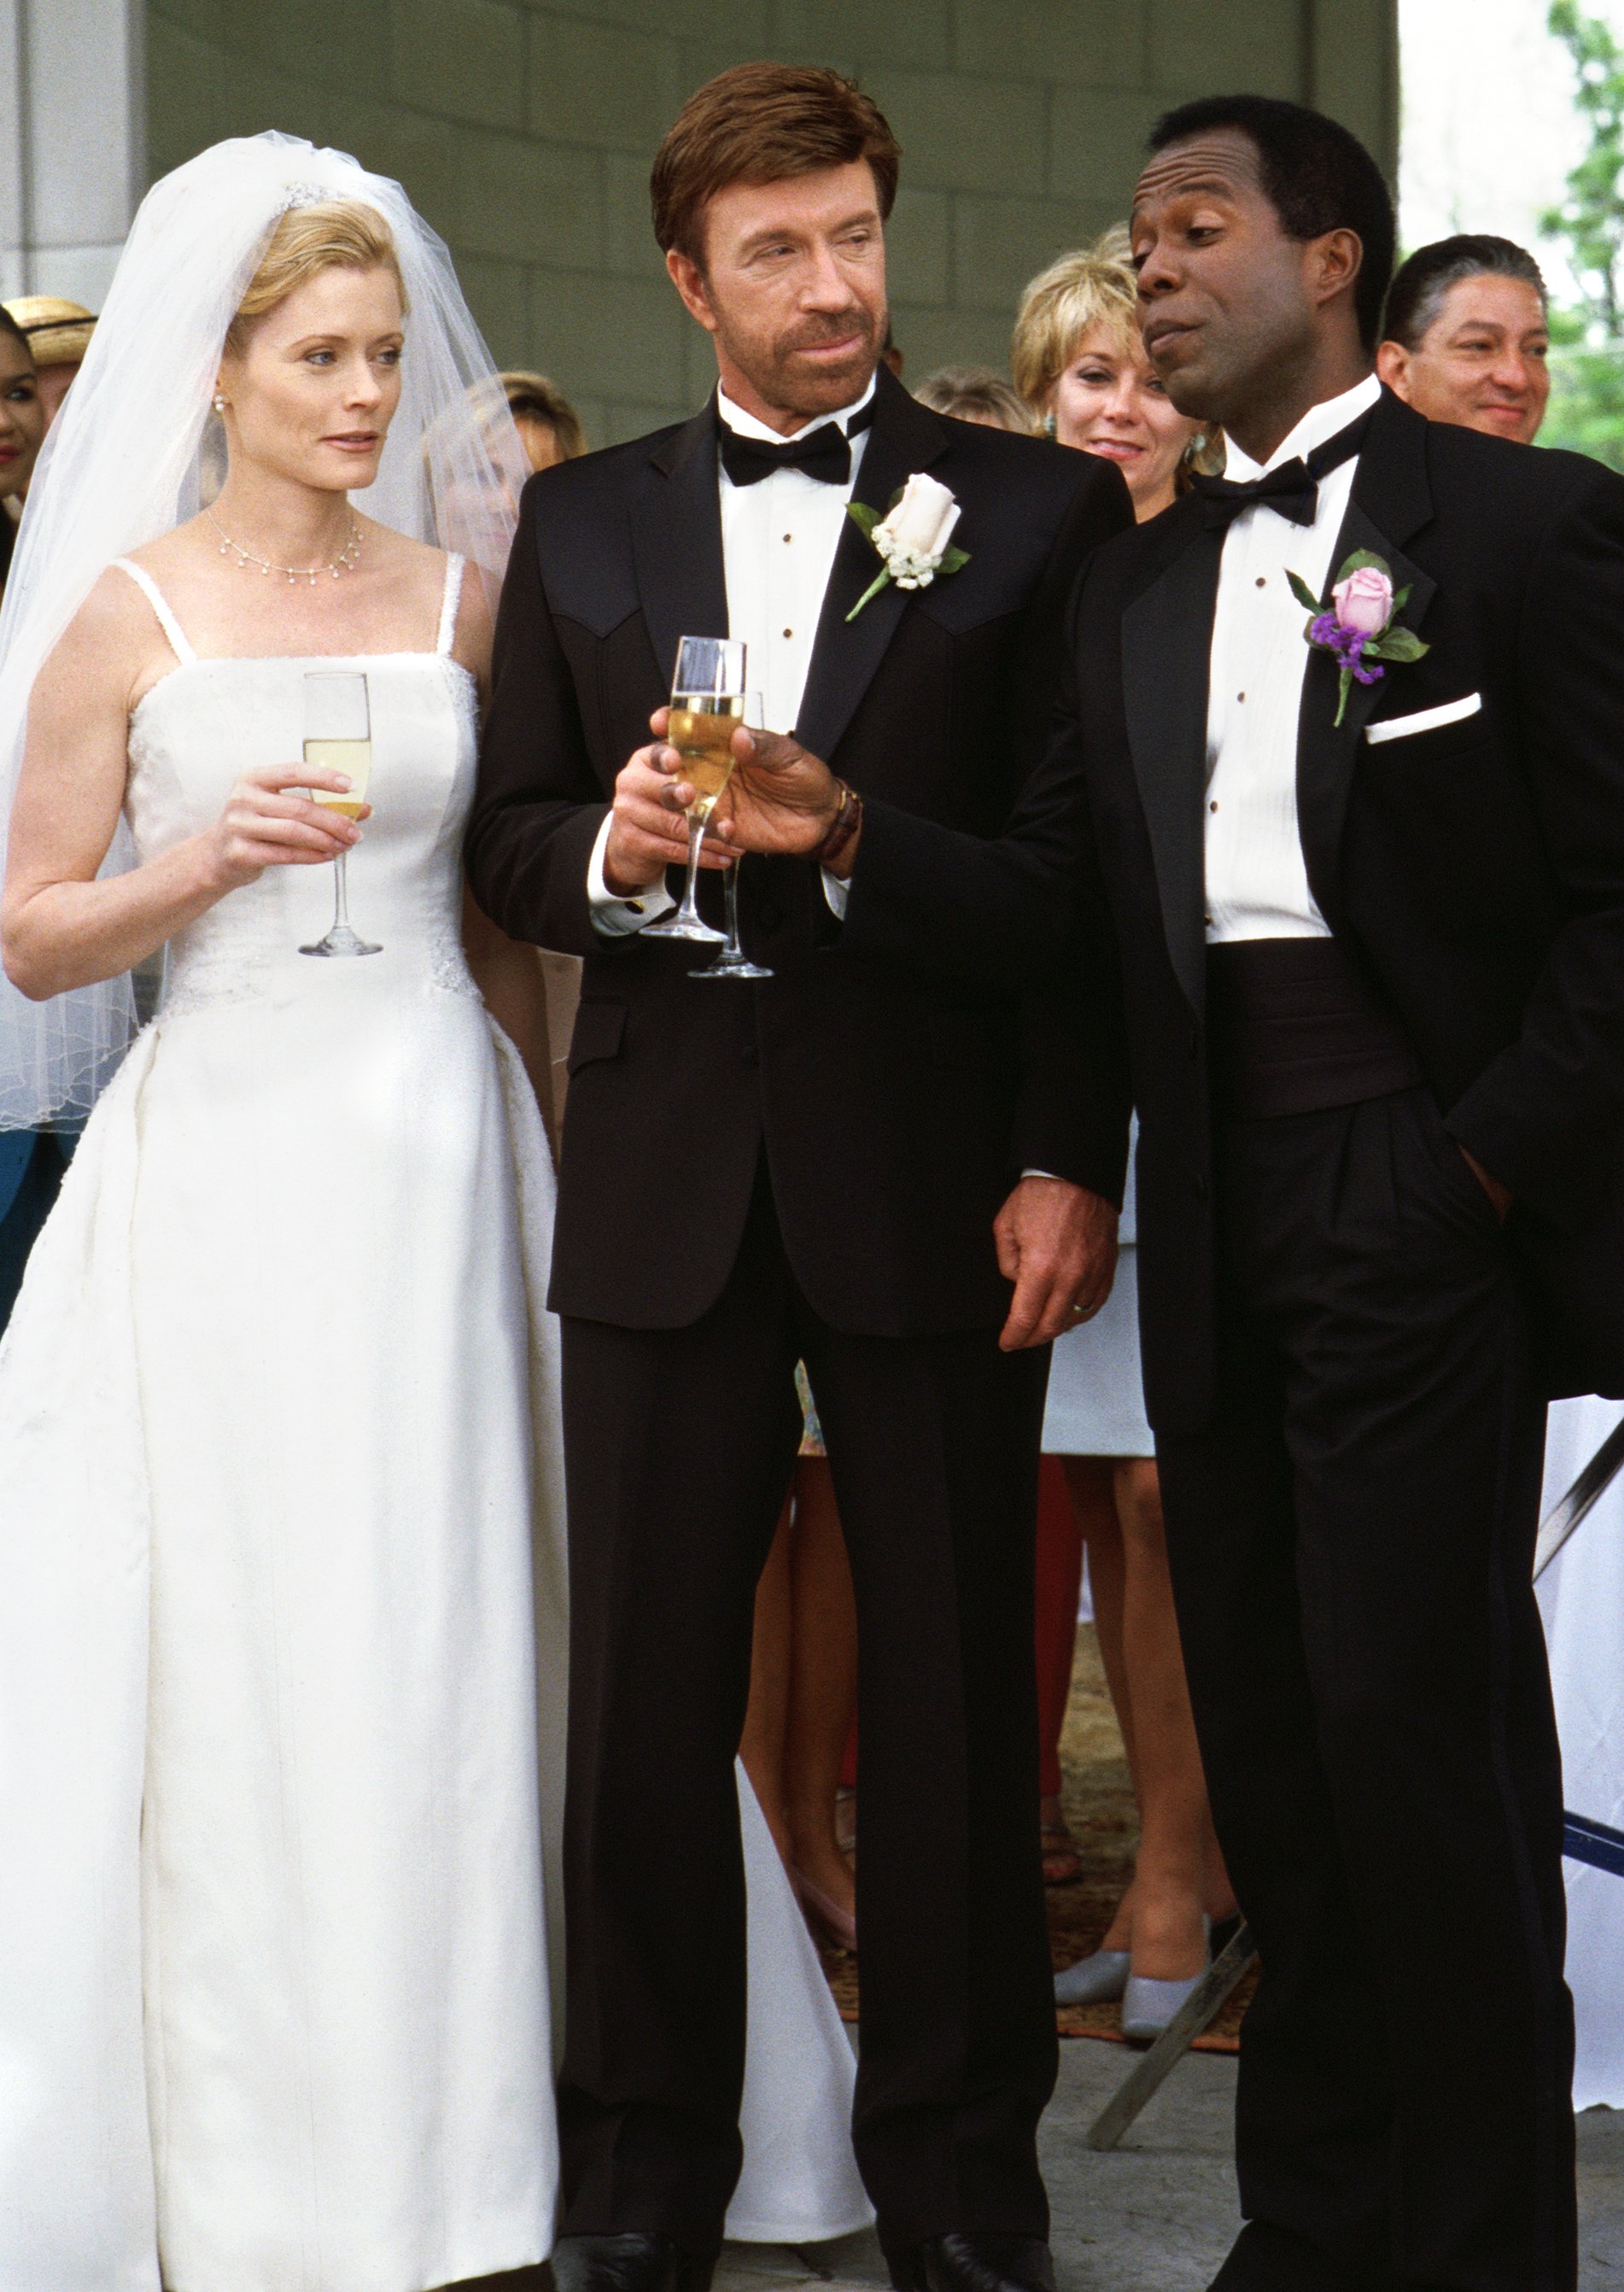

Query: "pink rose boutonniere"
(1287, 550), (1428, 727)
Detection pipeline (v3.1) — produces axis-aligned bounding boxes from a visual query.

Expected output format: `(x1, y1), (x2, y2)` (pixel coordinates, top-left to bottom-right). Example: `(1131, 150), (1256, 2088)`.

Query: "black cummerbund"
(1206, 937), (1422, 1120)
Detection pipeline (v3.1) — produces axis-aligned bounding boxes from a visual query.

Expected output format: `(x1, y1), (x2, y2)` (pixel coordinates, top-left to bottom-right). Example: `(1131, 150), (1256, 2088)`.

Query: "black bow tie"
(1191, 407), (1374, 531)
(717, 400), (875, 488)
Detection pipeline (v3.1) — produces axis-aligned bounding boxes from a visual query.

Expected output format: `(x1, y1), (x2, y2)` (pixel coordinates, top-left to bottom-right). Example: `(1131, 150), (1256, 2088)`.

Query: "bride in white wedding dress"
(0, 137), (866, 2292)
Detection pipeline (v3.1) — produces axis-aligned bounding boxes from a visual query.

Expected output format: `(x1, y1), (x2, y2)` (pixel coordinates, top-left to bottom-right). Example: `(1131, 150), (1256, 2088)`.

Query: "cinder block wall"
(146, 0), (1397, 449)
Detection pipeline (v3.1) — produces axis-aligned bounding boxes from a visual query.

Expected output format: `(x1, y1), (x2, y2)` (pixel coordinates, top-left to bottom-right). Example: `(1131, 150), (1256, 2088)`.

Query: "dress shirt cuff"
(1019, 1170), (1066, 1183)
(587, 810), (675, 937)
(821, 867), (850, 921)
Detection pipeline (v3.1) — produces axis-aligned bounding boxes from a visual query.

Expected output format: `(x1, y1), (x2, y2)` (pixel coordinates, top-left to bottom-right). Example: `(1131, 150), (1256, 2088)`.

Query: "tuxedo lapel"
(1295, 395), (1435, 933)
(795, 369), (951, 765)
(633, 403), (729, 692)
(1121, 515), (1223, 1020)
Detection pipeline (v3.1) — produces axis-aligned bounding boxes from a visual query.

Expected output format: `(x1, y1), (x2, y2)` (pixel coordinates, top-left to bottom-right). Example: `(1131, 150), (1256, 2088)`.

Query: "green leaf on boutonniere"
(939, 544), (970, 576)
(1368, 626), (1428, 663)
(1287, 570), (1323, 613)
(846, 501), (881, 539)
(1336, 548), (1387, 577)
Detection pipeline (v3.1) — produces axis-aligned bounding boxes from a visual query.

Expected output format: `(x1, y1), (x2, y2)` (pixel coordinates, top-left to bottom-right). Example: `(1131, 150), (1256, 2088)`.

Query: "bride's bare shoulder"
(50, 558), (162, 669)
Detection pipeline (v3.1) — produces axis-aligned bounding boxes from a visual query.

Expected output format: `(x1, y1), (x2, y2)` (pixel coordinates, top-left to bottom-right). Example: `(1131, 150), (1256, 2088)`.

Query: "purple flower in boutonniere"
(845, 471), (970, 621)
(1287, 550), (1429, 728)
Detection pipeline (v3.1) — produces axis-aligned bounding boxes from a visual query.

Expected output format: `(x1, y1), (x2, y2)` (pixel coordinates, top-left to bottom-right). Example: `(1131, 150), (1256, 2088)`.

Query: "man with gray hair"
(1377, 232), (1551, 442)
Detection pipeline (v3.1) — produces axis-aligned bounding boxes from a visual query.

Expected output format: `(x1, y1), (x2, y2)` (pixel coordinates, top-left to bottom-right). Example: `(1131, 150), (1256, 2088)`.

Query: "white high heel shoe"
(1053, 1948), (1130, 2006)
(1119, 1917), (1211, 2044)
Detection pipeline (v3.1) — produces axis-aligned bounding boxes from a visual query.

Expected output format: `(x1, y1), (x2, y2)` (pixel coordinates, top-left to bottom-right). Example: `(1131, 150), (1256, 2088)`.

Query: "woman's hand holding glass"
(202, 763), (367, 894)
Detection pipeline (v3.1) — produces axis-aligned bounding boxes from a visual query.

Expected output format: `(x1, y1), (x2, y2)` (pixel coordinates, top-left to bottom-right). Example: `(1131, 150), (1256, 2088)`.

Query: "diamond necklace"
(205, 505), (363, 584)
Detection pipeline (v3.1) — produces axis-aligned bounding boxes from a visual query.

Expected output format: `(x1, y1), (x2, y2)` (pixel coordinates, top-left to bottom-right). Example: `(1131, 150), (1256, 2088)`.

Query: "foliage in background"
(1539, 3), (1624, 466)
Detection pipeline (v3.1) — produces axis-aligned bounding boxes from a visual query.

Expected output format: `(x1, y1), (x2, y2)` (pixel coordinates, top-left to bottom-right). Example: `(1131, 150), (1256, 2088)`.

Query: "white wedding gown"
(0, 555), (867, 2292)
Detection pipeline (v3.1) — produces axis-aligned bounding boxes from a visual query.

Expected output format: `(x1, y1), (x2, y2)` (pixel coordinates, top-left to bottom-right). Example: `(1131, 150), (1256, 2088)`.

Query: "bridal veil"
(0, 130), (530, 1131)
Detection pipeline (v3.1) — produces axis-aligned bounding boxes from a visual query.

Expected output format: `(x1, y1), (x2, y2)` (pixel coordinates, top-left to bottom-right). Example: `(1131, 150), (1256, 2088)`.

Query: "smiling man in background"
(1376, 233), (1551, 441)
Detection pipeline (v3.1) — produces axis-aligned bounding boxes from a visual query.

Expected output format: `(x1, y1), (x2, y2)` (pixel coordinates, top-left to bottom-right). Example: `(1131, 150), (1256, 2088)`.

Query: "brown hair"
(651, 63), (901, 265)
(226, 200), (406, 357)
(913, 365), (1037, 435)
(499, 370), (586, 461)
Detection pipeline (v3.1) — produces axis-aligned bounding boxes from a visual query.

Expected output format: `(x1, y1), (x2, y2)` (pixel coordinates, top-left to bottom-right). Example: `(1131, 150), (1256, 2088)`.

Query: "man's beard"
(728, 307), (882, 415)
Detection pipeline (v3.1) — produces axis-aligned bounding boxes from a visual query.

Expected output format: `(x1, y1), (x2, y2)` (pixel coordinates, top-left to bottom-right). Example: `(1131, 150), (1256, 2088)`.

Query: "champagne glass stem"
(723, 859), (743, 955)
(332, 850), (352, 936)
(677, 814), (707, 920)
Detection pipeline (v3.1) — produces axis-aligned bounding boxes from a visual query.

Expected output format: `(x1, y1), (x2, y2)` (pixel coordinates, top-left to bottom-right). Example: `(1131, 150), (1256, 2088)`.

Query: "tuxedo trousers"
(556, 1160), (1056, 2257)
(1156, 1086), (1575, 2292)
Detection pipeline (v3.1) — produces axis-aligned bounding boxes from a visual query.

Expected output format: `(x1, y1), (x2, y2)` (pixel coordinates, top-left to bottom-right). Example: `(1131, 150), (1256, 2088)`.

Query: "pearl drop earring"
(213, 394), (227, 413)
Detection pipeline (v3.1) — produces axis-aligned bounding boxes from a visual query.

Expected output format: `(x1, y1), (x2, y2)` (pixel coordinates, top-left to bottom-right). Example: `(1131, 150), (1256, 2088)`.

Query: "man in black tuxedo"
(465, 62), (1130, 2292)
(721, 93), (1624, 2292)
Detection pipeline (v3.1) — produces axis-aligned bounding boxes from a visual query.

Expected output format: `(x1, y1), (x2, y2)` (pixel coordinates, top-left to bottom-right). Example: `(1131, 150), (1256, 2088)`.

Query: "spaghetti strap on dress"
(110, 557), (197, 664)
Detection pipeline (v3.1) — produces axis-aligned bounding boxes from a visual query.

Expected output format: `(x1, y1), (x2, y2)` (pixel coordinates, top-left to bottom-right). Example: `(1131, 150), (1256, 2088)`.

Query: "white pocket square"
(1364, 693), (1483, 745)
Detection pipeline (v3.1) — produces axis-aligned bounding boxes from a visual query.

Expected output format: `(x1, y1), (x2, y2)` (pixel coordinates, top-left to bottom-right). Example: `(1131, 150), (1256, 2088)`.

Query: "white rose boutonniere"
(845, 472), (969, 621)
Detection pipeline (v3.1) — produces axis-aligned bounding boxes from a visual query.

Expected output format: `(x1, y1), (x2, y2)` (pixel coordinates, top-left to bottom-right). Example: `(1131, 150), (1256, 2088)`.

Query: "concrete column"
(0, 0), (144, 306)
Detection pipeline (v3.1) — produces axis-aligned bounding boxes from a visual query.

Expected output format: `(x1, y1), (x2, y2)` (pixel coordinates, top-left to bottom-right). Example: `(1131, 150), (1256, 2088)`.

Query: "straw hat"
(3, 295), (96, 367)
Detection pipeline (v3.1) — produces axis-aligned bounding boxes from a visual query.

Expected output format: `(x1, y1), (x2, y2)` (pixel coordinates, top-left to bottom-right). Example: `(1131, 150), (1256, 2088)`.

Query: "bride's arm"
(3, 571), (359, 1000)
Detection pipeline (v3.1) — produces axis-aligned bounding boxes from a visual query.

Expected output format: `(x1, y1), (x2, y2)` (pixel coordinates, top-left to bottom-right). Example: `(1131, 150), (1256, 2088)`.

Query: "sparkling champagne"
(304, 736), (372, 821)
(669, 697), (745, 820)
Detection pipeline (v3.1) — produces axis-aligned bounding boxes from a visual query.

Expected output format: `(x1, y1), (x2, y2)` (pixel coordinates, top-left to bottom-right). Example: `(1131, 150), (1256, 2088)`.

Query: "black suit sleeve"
(841, 541), (1107, 987)
(464, 475), (612, 958)
(840, 483), (1133, 1204)
(1001, 460), (1133, 1184)
(1446, 465), (1624, 1224)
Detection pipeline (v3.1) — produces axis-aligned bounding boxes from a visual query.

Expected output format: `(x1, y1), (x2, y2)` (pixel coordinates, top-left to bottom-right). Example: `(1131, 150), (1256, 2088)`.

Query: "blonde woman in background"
(1012, 230), (1236, 2039)
(501, 368), (587, 471)
(1014, 228), (1221, 517)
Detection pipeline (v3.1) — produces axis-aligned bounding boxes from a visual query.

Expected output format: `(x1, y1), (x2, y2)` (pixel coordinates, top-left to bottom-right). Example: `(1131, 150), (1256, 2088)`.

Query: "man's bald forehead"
(1132, 128), (1263, 215)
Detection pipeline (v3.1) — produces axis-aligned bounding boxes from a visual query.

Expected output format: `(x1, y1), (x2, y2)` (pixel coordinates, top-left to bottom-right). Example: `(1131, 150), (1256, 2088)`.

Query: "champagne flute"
(642, 635), (746, 944)
(692, 692), (773, 980)
(299, 670), (380, 959)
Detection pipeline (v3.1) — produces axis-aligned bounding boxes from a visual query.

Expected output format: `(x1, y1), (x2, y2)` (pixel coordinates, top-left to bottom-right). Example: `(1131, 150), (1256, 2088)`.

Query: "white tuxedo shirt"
(1203, 371), (1382, 943)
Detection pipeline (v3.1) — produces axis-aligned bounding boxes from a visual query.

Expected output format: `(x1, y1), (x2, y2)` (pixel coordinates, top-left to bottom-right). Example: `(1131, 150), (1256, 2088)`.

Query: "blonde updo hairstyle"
(225, 198), (407, 358)
(1012, 226), (1223, 485)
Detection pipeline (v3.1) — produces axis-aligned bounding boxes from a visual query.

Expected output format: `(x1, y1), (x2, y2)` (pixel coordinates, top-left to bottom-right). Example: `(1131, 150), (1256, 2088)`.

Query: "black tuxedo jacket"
(841, 388), (1624, 1427)
(466, 365), (1131, 1333)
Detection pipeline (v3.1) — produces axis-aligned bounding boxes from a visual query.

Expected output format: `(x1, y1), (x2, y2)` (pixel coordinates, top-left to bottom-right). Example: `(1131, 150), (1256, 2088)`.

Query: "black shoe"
(552, 2233), (716, 2292)
(889, 2232), (1058, 2292)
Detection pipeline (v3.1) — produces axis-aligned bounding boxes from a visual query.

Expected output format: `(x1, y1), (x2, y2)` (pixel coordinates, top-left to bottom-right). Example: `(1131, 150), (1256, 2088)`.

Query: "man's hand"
(1459, 1144), (1513, 1224)
(713, 727), (854, 870)
(993, 1177), (1119, 1352)
(601, 712), (742, 896)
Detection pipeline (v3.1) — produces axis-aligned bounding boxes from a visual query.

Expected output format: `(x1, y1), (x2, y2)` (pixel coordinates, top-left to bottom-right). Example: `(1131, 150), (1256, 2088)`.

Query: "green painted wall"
(146, 0), (1398, 447)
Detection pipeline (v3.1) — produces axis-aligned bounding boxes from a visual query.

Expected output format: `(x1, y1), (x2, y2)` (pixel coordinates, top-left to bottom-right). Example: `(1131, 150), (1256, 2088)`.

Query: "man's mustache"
(778, 312), (876, 356)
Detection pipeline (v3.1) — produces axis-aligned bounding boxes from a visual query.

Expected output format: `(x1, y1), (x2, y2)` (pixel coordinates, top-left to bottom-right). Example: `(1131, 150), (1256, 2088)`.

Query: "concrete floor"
(713, 2038), (1624, 2292)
